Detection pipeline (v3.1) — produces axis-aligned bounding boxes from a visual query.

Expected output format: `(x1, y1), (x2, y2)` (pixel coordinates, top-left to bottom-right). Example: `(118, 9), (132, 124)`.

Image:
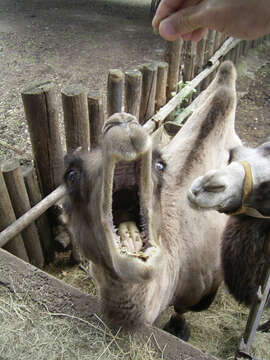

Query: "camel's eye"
(66, 169), (80, 186)
(155, 161), (165, 172)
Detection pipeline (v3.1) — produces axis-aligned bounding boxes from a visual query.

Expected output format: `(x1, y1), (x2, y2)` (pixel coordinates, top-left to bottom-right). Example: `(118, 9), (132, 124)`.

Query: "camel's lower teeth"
(118, 221), (143, 252)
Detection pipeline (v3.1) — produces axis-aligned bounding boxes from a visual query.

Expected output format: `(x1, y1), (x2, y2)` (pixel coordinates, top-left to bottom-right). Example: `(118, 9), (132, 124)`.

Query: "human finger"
(152, 0), (201, 30)
(158, 4), (205, 41)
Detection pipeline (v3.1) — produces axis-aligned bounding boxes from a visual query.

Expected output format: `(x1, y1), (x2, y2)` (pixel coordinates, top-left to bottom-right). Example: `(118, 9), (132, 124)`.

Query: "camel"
(63, 61), (241, 339)
(187, 141), (270, 330)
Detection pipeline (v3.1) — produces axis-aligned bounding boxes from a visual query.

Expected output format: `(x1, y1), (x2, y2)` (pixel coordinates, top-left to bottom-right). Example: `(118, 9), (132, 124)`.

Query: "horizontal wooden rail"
(143, 61), (219, 133)
(143, 37), (242, 134)
(0, 185), (66, 248)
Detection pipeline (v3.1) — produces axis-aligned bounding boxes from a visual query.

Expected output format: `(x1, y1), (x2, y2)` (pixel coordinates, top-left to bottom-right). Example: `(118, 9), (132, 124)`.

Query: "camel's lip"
(187, 191), (220, 212)
(187, 190), (205, 210)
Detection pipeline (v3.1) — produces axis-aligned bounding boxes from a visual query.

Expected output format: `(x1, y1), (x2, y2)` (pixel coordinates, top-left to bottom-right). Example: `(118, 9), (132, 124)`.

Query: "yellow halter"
(228, 161), (270, 219)
(227, 161), (253, 216)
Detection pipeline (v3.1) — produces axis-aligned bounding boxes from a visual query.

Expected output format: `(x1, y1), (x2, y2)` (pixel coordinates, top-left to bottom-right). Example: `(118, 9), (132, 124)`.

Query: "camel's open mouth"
(112, 159), (151, 259)
(101, 113), (158, 264)
(102, 152), (155, 262)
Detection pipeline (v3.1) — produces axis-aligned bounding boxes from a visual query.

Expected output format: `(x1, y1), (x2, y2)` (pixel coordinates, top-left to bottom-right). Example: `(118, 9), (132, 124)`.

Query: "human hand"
(152, 0), (270, 42)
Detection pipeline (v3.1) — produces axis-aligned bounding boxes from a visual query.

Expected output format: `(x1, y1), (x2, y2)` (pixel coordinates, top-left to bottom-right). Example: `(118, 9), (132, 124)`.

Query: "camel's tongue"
(118, 221), (143, 252)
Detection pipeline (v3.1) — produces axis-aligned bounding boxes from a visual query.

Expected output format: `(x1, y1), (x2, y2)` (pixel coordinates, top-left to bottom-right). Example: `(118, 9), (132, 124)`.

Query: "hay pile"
(185, 285), (270, 360)
(46, 252), (270, 360)
(0, 286), (162, 360)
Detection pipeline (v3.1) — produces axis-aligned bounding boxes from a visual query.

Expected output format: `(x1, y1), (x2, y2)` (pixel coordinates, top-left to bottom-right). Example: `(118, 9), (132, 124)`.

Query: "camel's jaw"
(100, 113), (162, 281)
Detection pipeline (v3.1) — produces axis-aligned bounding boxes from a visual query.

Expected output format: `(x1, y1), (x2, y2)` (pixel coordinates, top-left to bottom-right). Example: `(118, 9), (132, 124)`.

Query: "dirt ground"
(0, 0), (166, 163)
(0, 1), (270, 161)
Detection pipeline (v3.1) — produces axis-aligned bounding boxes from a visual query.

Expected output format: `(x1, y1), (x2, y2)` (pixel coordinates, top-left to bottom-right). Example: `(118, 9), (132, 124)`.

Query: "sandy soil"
(1, 1), (270, 162)
(0, 0), (166, 163)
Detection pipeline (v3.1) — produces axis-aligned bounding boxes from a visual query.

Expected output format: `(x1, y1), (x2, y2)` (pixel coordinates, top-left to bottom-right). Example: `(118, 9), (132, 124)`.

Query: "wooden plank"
(24, 167), (54, 262)
(0, 171), (29, 261)
(2, 160), (44, 267)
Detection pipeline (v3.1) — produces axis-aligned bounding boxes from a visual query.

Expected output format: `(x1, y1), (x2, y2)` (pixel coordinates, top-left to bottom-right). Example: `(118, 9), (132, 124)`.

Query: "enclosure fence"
(0, 32), (269, 266)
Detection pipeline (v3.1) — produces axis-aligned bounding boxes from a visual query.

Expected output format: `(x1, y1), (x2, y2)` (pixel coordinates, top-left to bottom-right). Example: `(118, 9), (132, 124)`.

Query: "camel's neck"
(96, 258), (178, 326)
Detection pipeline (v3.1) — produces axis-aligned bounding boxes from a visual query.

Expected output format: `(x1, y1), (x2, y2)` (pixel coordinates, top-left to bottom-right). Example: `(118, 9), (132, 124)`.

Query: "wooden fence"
(0, 31), (269, 267)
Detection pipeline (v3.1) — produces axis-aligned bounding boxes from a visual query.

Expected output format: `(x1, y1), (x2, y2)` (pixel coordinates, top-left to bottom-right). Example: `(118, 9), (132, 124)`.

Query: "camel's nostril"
(192, 188), (199, 196)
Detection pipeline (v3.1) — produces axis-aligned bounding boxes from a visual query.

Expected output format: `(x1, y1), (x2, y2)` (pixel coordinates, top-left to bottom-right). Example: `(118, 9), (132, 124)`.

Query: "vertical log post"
(195, 34), (207, 92)
(242, 40), (250, 56)
(124, 70), (142, 119)
(107, 69), (124, 117)
(195, 35), (207, 76)
(183, 41), (197, 82)
(2, 160), (44, 267)
(183, 41), (197, 103)
(23, 167), (54, 262)
(21, 82), (64, 197)
(235, 42), (241, 64)
(138, 63), (158, 124)
(201, 30), (217, 89)
(88, 91), (104, 150)
(0, 171), (29, 261)
(62, 85), (90, 153)
(155, 62), (168, 112)
(214, 32), (223, 52)
(164, 38), (183, 101)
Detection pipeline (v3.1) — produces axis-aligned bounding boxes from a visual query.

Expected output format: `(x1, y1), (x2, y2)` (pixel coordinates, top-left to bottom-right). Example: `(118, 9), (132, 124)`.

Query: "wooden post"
(88, 91), (104, 150)
(202, 30), (217, 88)
(242, 40), (250, 56)
(21, 81), (64, 197)
(138, 63), (158, 124)
(107, 69), (124, 117)
(214, 32), (223, 52)
(195, 34), (207, 92)
(124, 70), (142, 119)
(155, 62), (168, 112)
(164, 38), (183, 101)
(2, 160), (44, 267)
(0, 171), (29, 261)
(195, 35), (207, 76)
(183, 41), (197, 82)
(62, 85), (90, 153)
(23, 167), (54, 262)
(235, 42), (241, 64)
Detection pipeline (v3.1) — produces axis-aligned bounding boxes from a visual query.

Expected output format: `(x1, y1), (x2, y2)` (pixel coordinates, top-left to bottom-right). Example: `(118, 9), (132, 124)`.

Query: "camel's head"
(187, 141), (270, 215)
(64, 113), (165, 282)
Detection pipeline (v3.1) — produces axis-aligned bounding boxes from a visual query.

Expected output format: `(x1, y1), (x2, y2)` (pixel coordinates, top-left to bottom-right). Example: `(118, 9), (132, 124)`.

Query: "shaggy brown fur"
(222, 215), (269, 306)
